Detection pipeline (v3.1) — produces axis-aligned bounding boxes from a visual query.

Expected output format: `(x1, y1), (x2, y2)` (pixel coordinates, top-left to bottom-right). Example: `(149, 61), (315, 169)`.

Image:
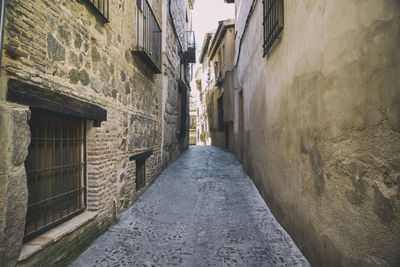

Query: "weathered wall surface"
(161, 0), (190, 165)
(207, 87), (224, 148)
(0, 0), (189, 265)
(235, 0), (400, 266)
(0, 104), (29, 267)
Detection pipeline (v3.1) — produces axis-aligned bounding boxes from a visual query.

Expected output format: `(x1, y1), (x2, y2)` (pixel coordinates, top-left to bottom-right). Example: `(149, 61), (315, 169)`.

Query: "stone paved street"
(71, 146), (309, 267)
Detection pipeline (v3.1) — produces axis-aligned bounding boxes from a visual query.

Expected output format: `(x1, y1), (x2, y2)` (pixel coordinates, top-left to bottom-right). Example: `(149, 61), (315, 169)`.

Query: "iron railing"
(24, 109), (86, 241)
(134, 0), (162, 73)
(262, 0), (284, 56)
(87, 0), (109, 21)
(184, 31), (196, 63)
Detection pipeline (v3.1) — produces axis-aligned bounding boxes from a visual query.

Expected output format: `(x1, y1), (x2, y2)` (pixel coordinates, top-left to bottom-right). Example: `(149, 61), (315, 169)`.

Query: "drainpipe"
(0, 0), (7, 69)
(232, 0), (257, 72)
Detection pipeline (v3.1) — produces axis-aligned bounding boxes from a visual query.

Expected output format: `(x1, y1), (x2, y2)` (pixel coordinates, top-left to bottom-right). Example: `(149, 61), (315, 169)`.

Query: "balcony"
(87, 0), (109, 21)
(132, 0), (162, 74)
(183, 31), (196, 64)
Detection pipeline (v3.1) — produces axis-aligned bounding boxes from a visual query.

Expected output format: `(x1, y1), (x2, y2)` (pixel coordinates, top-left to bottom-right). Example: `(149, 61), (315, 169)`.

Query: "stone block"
(47, 33), (65, 61)
(69, 68), (79, 84)
(90, 75), (102, 93)
(79, 70), (90, 86)
(1, 168), (28, 267)
(0, 105), (9, 174)
(10, 109), (30, 167)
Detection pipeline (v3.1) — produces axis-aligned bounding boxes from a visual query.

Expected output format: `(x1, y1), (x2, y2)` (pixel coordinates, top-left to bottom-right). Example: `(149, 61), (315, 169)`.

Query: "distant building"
(0, 0), (194, 266)
(197, 20), (235, 150)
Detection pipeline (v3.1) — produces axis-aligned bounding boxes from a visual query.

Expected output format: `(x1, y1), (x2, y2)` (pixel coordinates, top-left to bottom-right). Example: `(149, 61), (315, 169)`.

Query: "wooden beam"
(129, 150), (153, 161)
(7, 79), (107, 122)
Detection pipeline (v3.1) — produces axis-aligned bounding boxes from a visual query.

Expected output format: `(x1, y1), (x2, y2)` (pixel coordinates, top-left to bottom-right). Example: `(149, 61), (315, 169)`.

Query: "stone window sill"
(18, 211), (98, 262)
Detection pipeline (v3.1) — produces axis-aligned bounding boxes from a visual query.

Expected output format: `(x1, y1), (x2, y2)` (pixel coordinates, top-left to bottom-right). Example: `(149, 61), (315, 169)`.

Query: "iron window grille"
(262, 0), (284, 57)
(87, 0), (110, 21)
(24, 109), (86, 241)
(133, 0), (162, 73)
(184, 31), (196, 63)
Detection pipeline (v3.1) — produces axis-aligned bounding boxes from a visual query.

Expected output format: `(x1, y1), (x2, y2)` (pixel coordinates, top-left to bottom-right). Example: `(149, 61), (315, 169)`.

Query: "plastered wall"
(234, 0), (400, 266)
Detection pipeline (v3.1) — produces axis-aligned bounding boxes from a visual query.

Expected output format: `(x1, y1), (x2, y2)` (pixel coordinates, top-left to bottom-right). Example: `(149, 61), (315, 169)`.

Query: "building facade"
(231, 0), (400, 266)
(196, 22), (235, 150)
(0, 0), (193, 266)
(193, 32), (214, 146)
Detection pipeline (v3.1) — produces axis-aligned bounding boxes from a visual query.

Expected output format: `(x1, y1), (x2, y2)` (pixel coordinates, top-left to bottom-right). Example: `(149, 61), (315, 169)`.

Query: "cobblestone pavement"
(71, 146), (310, 267)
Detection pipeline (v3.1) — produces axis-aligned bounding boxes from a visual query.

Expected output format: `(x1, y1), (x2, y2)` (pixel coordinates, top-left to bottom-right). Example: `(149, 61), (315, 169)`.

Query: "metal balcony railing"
(133, 0), (162, 73)
(87, 0), (109, 21)
(184, 31), (196, 63)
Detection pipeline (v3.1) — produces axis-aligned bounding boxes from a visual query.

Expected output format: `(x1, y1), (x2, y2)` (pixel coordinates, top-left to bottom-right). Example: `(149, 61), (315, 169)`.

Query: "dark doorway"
(136, 159), (146, 191)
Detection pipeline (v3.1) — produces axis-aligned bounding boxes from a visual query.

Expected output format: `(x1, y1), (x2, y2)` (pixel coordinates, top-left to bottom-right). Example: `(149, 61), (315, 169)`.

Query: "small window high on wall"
(262, 0), (284, 56)
(24, 109), (86, 241)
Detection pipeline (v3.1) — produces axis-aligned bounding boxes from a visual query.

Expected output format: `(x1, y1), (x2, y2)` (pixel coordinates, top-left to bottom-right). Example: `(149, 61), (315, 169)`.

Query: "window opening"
(87, 0), (110, 21)
(262, 0), (284, 56)
(24, 109), (86, 241)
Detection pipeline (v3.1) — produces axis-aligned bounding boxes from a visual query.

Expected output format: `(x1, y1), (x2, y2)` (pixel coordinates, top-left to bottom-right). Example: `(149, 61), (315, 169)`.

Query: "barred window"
(87, 0), (109, 21)
(262, 0), (284, 56)
(24, 109), (86, 241)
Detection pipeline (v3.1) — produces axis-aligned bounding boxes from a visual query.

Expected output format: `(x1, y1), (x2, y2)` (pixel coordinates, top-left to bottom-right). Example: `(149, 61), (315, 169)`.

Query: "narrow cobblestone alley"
(71, 146), (309, 266)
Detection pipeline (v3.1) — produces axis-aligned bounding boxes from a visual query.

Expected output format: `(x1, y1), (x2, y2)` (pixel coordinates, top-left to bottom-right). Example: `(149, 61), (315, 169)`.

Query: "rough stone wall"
(0, 0), (187, 265)
(234, 0), (400, 266)
(0, 104), (30, 267)
(161, 0), (190, 164)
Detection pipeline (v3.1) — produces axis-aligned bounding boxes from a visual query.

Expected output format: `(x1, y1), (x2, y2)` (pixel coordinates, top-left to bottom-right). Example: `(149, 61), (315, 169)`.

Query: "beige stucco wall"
(235, 0), (400, 266)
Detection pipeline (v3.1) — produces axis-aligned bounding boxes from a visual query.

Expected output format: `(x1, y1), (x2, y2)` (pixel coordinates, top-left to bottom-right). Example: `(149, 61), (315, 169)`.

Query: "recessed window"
(262, 0), (284, 56)
(87, 0), (110, 21)
(136, 159), (146, 191)
(24, 109), (86, 241)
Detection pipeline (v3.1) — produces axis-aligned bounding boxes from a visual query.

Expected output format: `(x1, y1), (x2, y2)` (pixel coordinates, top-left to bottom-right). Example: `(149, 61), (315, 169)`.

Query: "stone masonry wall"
(0, 0), (189, 265)
(161, 0), (190, 165)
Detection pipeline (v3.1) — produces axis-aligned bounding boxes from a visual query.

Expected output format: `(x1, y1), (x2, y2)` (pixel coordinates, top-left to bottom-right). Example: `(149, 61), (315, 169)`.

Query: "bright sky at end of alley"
(192, 0), (235, 57)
